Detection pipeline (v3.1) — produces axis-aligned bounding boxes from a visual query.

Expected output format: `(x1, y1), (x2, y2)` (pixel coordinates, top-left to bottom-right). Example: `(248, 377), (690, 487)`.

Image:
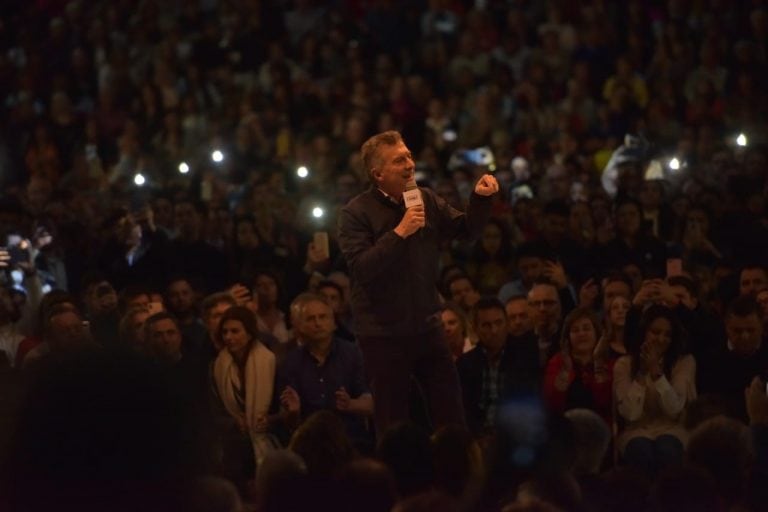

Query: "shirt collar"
(303, 337), (337, 364)
(377, 188), (403, 205)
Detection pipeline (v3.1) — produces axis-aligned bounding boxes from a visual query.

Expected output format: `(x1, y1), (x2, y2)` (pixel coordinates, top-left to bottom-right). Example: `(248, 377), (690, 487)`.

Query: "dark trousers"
(358, 329), (466, 437)
(622, 434), (684, 476)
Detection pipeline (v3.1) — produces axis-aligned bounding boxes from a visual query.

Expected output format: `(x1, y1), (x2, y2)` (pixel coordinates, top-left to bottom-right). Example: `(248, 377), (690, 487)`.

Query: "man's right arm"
(338, 204), (408, 285)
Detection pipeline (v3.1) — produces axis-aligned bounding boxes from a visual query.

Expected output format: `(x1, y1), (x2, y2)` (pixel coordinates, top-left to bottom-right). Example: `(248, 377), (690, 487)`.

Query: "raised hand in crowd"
(542, 260), (568, 289)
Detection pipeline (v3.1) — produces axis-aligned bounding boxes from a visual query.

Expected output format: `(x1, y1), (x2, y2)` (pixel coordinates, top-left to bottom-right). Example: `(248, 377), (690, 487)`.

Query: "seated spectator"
(81, 273), (120, 346)
(431, 424), (485, 509)
(440, 301), (474, 361)
(564, 408), (612, 477)
(253, 449), (309, 512)
(316, 279), (355, 343)
(0, 285), (29, 368)
(288, 410), (357, 478)
(447, 274), (481, 314)
(543, 307), (612, 423)
(613, 305), (696, 476)
(168, 198), (229, 293)
(498, 242), (547, 304)
(579, 271), (633, 314)
(667, 275), (726, 362)
(14, 290), (76, 367)
(117, 305), (150, 354)
(164, 276), (207, 357)
(377, 422), (434, 498)
(336, 458), (397, 512)
(211, 306), (278, 486)
(465, 218), (515, 295)
(201, 291), (237, 355)
(527, 279), (569, 367)
(596, 198), (667, 279)
(276, 294), (372, 447)
(117, 284), (153, 315)
(145, 311), (206, 391)
(686, 415), (753, 509)
(457, 297), (540, 436)
(24, 304), (94, 367)
(504, 295), (535, 341)
(739, 264), (768, 298)
(601, 295), (631, 361)
(254, 270), (292, 344)
(698, 296), (767, 422)
(538, 200), (587, 284)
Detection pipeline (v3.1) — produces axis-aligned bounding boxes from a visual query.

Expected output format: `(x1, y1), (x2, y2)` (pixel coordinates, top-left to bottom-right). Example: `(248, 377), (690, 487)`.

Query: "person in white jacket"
(613, 305), (696, 475)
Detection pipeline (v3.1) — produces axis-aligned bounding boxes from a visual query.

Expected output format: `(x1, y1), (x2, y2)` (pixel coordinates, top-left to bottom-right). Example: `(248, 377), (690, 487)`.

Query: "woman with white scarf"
(212, 305), (278, 479)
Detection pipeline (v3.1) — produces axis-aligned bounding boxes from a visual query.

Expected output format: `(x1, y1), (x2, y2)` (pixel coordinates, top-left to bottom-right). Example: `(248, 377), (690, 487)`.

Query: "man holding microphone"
(338, 130), (498, 436)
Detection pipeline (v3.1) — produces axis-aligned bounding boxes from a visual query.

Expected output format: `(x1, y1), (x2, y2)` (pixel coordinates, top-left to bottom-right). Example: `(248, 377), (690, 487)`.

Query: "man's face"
(475, 307), (508, 353)
(669, 285), (697, 309)
(174, 202), (200, 239)
(87, 281), (117, 316)
(528, 284), (561, 330)
(372, 141), (415, 198)
(726, 313), (763, 355)
(740, 268), (768, 297)
(543, 214), (568, 242)
(166, 280), (194, 315)
(296, 300), (335, 345)
(616, 203), (641, 236)
(205, 301), (232, 342)
(517, 257), (544, 288)
(255, 275), (278, 306)
(505, 298), (533, 337)
(148, 318), (183, 360)
(48, 311), (85, 351)
(450, 278), (478, 310)
(640, 181), (662, 209)
(129, 310), (149, 346)
(318, 286), (343, 315)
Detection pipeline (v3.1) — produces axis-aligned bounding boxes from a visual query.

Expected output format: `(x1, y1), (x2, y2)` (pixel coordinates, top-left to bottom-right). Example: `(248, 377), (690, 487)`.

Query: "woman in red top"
(543, 307), (612, 423)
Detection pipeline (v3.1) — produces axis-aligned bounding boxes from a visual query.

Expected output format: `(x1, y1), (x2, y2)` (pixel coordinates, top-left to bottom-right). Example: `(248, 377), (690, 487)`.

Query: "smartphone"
(6, 235), (29, 266)
(314, 231), (330, 260)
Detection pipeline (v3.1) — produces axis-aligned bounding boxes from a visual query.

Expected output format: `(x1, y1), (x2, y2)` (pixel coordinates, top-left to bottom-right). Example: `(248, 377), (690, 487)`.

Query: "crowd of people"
(1, 0), (768, 511)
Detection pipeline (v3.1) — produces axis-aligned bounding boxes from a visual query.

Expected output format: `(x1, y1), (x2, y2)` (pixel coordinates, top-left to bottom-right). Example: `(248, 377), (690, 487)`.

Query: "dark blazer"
(338, 186), (492, 337)
(457, 336), (541, 435)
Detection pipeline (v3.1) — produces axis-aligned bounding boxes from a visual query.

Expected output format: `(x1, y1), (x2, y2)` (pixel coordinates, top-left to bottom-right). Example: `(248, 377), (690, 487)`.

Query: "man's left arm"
(437, 174), (498, 239)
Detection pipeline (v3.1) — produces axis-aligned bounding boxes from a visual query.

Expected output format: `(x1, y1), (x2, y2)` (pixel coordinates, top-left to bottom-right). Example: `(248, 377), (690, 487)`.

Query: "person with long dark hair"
(613, 305), (695, 475)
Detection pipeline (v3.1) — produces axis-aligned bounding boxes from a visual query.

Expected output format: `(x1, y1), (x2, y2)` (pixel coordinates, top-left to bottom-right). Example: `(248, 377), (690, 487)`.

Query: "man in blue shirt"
(276, 294), (373, 447)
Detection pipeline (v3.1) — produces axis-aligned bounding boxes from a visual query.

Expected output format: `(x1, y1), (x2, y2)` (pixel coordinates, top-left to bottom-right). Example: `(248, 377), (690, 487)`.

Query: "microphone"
(403, 177), (424, 237)
(403, 177), (423, 209)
